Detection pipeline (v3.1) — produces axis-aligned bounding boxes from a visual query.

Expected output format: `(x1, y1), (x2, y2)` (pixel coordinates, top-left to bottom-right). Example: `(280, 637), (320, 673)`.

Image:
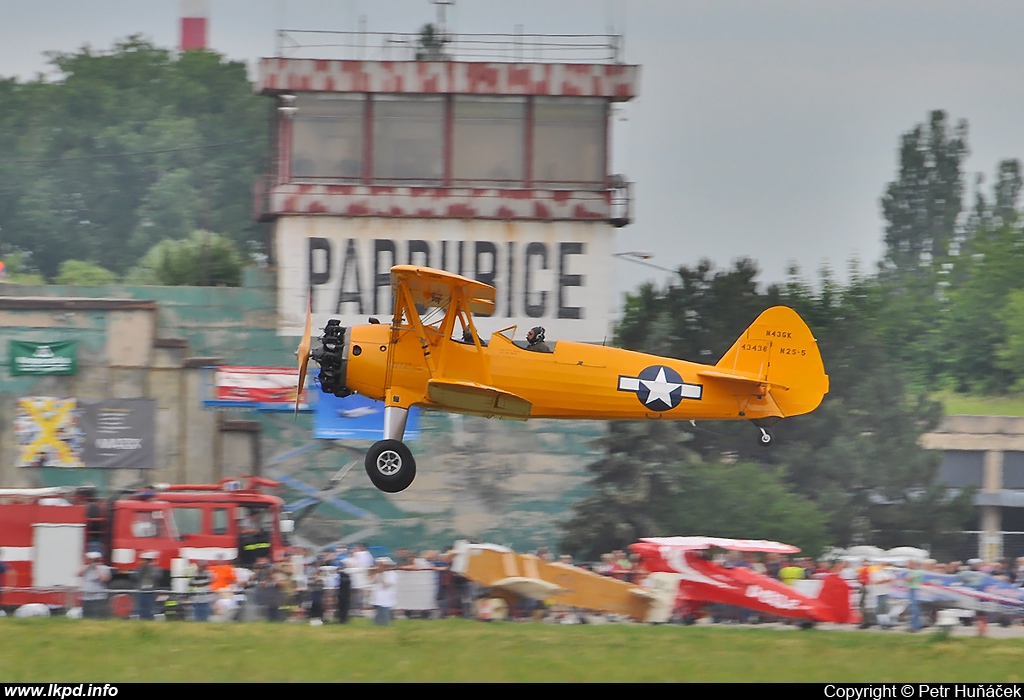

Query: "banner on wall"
(79, 399), (156, 470)
(314, 392), (420, 441)
(15, 397), (155, 469)
(9, 340), (78, 375)
(211, 366), (310, 411)
(15, 397), (85, 468)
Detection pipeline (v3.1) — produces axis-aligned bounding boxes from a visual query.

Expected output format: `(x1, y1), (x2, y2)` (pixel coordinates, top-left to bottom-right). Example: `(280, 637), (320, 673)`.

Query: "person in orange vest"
(856, 559), (873, 628)
(210, 554), (237, 594)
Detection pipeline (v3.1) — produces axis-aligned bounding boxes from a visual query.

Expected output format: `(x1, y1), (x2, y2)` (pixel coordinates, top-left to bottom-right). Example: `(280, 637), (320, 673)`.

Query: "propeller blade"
(295, 293), (312, 418)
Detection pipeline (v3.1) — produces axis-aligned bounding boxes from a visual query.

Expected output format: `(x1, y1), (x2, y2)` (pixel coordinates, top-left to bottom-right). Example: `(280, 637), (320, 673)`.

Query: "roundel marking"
(616, 365), (703, 411)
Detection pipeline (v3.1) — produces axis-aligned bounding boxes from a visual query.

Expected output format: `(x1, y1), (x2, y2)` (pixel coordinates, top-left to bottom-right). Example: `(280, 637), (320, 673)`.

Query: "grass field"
(936, 391), (1024, 417)
(3, 618), (1024, 683)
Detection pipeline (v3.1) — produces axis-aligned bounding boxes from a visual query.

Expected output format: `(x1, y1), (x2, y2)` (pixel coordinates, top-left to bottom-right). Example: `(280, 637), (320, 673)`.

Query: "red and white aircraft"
(630, 536), (859, 626)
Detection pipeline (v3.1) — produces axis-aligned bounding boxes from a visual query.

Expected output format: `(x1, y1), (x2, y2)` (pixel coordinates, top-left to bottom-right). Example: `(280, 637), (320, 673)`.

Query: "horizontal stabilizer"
(426, 379), (532, 420)
(696, 368), (790, 392)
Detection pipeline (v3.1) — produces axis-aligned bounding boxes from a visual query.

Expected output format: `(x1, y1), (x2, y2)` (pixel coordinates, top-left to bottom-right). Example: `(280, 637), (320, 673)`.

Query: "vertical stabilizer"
(714, 306), (829, 418)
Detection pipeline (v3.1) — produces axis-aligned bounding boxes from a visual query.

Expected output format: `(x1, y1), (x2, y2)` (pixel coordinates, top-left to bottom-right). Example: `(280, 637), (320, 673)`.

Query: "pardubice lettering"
(306, 238), (588, 320)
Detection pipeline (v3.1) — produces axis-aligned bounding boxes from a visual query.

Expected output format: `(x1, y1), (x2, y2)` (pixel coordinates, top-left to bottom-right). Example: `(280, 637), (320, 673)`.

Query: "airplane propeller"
(295, 293), (312, 418)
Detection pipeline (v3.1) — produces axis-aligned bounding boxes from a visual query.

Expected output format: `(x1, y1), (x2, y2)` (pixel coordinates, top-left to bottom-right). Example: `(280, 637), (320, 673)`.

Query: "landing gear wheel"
(758, 427), (774, 446)
(365, 439), (416, 493)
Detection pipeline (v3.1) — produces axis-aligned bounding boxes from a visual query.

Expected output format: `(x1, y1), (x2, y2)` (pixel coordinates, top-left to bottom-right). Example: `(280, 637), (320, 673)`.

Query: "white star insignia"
(639, 367), (683, 407)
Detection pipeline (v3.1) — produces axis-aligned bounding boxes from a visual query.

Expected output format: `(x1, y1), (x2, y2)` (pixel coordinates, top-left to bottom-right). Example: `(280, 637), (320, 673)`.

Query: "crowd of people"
(64, 543), (476, 625)
(694, 551), (1024, 633)
(54, 542), (660, 624)
(64, 544), (827, 624)
(13, 541), (1024, 631)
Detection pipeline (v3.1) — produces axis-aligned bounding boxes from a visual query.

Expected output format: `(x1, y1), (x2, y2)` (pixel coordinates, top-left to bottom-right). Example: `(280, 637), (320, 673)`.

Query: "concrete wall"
(0, 269), (294, 490)
(0, 299), (223, 490)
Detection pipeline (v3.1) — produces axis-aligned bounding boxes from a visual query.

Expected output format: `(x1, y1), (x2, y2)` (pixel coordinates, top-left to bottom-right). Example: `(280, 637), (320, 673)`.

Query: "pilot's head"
(527, 326), (545, 345)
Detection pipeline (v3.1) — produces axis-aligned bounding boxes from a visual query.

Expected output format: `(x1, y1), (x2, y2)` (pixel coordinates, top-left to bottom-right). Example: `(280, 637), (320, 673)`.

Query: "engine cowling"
(311, 320), (351, 397)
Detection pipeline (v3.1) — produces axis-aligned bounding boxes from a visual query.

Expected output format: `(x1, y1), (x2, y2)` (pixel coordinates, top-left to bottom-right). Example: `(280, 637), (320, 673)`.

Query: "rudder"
(716, 306), (829, 418)
(818, 572), (859, 624)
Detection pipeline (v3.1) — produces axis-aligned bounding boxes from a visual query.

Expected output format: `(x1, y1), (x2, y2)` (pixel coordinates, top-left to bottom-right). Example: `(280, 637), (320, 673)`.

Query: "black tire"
(365, 440), (417, 492)
(758, 428), (774, 446)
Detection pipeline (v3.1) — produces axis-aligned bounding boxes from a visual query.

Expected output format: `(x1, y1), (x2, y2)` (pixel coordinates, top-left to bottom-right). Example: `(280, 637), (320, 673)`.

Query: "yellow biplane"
(297, 265), (829, 493)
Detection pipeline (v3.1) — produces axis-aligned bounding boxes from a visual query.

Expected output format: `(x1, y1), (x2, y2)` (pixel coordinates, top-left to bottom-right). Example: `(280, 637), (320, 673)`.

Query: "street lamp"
(613, 251), (679, 275)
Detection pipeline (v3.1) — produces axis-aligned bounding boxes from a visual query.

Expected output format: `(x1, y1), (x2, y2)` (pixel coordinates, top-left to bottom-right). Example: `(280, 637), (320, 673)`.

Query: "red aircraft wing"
(630, 538), (857, 625)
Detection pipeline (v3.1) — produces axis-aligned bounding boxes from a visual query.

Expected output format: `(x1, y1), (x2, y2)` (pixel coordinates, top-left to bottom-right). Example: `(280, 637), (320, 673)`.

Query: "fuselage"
(344, 323), (786, 421)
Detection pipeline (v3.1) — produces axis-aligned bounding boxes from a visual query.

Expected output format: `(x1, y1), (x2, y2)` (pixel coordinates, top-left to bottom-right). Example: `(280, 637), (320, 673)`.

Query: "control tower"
(254, 26), (640, 342)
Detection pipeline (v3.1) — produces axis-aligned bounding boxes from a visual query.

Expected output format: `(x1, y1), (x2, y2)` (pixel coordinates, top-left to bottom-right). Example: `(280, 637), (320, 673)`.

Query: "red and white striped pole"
(180, 0), (210, 51)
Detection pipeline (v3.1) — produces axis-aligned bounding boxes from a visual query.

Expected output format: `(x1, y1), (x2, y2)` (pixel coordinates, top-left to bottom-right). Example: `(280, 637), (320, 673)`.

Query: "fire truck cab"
(0, 477), (291, 611)
(154, 477), (290, 570)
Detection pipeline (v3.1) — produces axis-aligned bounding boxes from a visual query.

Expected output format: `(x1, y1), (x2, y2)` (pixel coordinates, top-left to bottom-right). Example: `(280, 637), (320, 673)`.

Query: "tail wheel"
(758, 427), (774, 446)
(365, 440), (417, 493)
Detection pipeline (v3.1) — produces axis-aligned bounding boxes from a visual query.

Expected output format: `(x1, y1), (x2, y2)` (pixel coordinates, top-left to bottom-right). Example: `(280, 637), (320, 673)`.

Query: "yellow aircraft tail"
(705, 306), (829, 418)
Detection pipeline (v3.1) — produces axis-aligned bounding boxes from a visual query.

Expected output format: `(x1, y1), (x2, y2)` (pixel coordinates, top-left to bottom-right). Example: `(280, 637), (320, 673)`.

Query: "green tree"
(54, 260), (118, 286)
(869, 111), (971, 389)
(560, 428), (830, 560)
(775, 273), (974, 553)
(416, 24), (449, 61)
(564, 259), (974, 555)
(0, 37), (267, 278)
(560, 421), (696, 561)
(664, 460), (830, 557)
(941, 221), (1024, 392)
(993, 159), (1022, 227)
(126, 230), (243, 286)
(0, 249), (46, 284)
(880, 110), (968, 278)
(132, 168), (201, 256)
(996, 289), (1024, 390)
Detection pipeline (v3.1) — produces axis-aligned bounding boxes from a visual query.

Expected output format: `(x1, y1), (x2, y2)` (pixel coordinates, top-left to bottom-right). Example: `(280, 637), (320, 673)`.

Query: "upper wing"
(426, 379), (532, 420)
(638, 536), (801, 554)
(390, 265), (496, 317)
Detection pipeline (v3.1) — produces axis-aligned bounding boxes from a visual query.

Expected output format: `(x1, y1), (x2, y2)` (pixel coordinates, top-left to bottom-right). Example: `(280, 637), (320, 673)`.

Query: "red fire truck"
(0, 476), (292, 611)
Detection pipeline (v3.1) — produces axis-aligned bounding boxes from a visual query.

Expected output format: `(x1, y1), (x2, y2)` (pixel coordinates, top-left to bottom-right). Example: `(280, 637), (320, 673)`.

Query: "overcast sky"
(2, 0), (1023, 296)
